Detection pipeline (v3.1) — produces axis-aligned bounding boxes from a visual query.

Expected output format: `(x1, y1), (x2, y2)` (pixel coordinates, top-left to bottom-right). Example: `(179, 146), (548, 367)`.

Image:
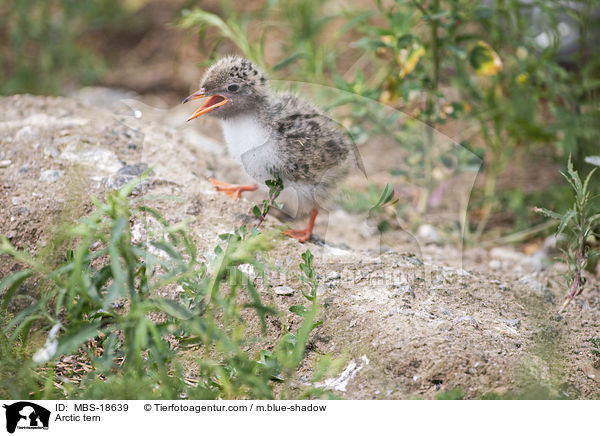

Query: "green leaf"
(272, 52), (304, 71)
(150, 241), (182, 260)
(152, 298), (195, 320)
(95, 333), (118, 372)
(374, 184), (396, 208)
(108, 217), (128, 297)
(289, 305), (308, 317)
(533, 207), (561, 220)
(351, 37), (387, 51)
(469, 41), (502, 76)
(218, 233), (234, 241)
(55, 322), (101, 357)
(0, 269), (32, 310)
(557, 208), (575, 236)
(133, 318), (149, 351)
(582, 168), (597, 195)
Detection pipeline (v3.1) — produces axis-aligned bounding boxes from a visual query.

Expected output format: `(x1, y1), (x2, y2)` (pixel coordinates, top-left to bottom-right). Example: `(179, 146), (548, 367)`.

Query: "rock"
(104, 163), (150, 192)
(39, 169), (64, 183)
(2, 94), (598, 400)
(326, 271), (341, 281)
(0, 159), (11, 168)
(273, 285), (295, 296)
(60, 142), (122, 173)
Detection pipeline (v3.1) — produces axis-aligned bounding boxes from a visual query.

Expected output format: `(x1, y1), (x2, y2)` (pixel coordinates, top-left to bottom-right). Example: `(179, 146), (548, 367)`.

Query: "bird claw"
(208, 177), (257, 201)
(281, 228), (312, 243)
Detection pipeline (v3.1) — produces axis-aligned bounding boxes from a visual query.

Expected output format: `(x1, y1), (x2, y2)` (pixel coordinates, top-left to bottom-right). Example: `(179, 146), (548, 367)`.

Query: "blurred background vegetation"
(1, 0), (598, 243)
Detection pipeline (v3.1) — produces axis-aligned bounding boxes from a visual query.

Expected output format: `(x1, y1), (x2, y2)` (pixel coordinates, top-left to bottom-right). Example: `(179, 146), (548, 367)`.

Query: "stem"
(255, 189), (279, 230)
(418, 0), (441, 214)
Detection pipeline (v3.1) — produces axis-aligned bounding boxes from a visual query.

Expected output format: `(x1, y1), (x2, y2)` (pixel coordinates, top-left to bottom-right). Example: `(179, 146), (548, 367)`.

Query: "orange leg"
(282, 208), (318, 243)
(209, 177), (258, 201)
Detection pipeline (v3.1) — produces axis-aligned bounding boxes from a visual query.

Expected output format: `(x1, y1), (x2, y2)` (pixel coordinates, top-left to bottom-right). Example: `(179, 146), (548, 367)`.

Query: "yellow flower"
(516, 72), (528, 85)
(469, 41), (503, 76)
(397, 43), (426, 78)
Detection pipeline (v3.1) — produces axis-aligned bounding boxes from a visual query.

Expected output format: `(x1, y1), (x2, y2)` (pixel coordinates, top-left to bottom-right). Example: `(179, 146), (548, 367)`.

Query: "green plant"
(344, 1), (599, 239)
(178, 7), (267, 69)
(252, 174), (284, 230)
(534, 156), (600, 310)
(0, 176), (333, 399)
(435, 386), (465, 400)
(589, 337), (600, 359)
(0, 0), (142, 95)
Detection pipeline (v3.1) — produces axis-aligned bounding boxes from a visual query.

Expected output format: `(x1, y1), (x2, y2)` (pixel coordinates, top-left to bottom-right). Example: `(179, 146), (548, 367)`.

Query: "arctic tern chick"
(184, 55), (360, 242)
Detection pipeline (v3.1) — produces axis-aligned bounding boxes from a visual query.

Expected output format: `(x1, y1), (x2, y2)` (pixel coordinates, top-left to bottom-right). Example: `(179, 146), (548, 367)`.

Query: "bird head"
(184, 56), (268, 121)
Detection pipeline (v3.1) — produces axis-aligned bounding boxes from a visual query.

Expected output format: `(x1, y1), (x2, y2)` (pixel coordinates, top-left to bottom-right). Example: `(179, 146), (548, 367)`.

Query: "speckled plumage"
(192, 55), (361, 217)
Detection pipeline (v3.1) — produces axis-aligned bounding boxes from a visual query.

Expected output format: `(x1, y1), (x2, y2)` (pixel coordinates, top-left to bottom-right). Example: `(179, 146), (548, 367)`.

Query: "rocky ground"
(1, 92), (599, 399)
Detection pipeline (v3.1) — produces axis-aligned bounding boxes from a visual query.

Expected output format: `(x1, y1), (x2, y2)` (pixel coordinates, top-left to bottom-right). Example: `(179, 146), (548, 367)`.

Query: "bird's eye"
(227, 84), (240, 92)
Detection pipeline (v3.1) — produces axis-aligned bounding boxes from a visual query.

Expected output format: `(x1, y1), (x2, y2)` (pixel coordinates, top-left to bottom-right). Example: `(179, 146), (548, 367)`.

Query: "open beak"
(183, 89), (229, 121)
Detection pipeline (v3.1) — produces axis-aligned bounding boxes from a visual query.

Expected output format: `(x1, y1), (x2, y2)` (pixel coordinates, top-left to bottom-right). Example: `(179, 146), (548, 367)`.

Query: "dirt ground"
(1, 93), (599, 399)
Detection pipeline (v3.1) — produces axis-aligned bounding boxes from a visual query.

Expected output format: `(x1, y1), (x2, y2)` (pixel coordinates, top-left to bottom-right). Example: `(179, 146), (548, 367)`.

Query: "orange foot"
(281, 208), (318, 243)
(209, 177), (258, 201)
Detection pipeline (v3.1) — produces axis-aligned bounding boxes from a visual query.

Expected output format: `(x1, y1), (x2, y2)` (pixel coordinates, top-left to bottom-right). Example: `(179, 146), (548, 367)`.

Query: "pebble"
(43, 146), (59, 158)
(416, 224), (442, 244)
(402, 255), (423, 266)
(273, 285), (295, 296)
(0, 159), (11, 168)
(19, 165), (31, 174)
(60, 143), (122, 172)
(454, 315), (479, 329)
(326, 271), (341, 281)
(39, 169), (64, 183)
(501, 318), (521, 328)
(104, 163), (150, 191)
(488, 259), (502, 270)
(390, 284), (415, 299)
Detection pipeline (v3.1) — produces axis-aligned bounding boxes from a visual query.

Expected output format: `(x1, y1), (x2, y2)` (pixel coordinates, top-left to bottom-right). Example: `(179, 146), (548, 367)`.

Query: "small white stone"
(416, 224), (441, 244)
(274, 285), (295, 296)
(39, 169), (64, 183)
(0, 159), (11, 168)
(326, 271), (341, 281)
(488, 259), (502, 270)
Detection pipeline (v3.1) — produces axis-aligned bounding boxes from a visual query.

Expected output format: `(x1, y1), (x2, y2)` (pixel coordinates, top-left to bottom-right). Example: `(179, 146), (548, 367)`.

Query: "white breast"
(219, 115), (270, 161)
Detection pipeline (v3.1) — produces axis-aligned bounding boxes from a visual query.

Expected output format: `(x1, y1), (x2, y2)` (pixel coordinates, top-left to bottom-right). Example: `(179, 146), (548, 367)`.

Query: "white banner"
(0, 400), (597, 435)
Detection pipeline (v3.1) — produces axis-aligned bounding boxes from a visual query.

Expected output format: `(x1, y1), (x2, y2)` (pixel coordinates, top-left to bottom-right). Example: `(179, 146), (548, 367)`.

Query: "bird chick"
(184, 55), (359, 242)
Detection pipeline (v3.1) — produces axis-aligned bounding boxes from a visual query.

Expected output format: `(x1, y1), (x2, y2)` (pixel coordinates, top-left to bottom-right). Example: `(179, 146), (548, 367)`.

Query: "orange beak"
(183, 89), (229, 121)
